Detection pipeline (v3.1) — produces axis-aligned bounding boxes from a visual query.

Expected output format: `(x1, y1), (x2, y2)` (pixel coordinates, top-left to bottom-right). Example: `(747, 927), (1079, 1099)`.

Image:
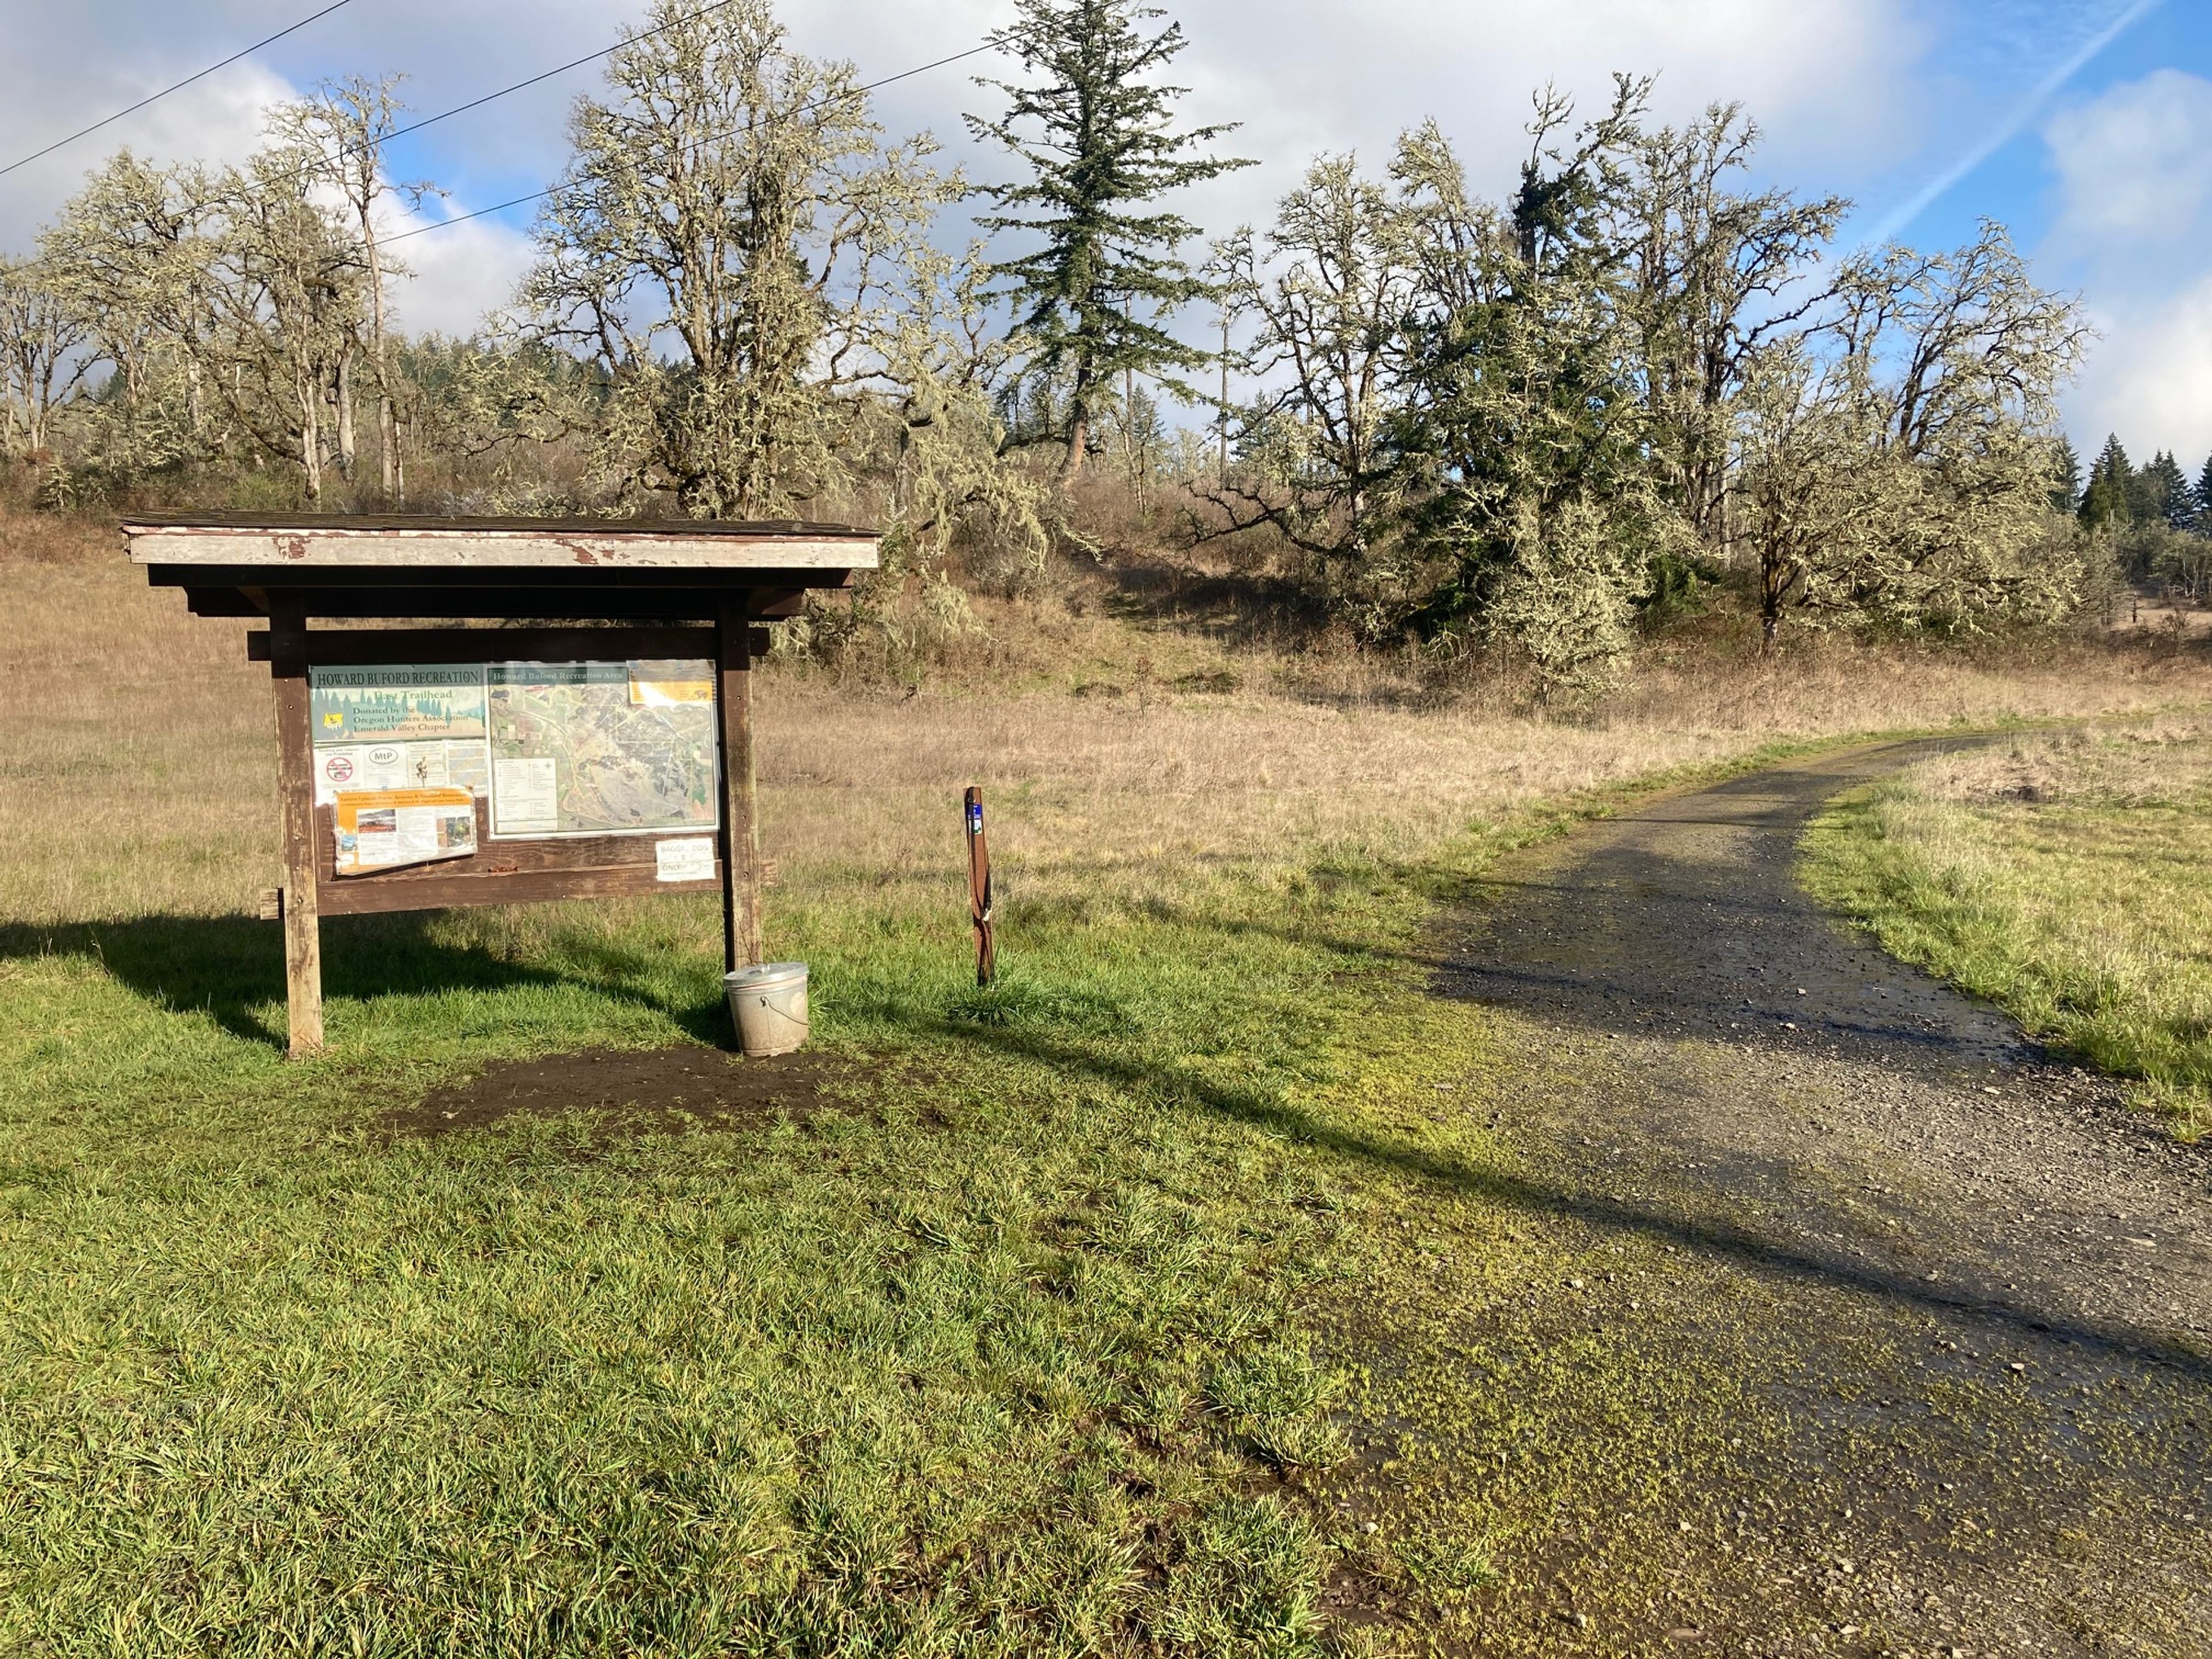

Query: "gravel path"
(1425, 740), (2212, 1656)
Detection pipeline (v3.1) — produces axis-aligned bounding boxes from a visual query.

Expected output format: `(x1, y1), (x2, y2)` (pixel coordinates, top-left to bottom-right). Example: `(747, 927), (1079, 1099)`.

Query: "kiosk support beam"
(268, 594), (325, 1057)
(717, 597), (765, 972)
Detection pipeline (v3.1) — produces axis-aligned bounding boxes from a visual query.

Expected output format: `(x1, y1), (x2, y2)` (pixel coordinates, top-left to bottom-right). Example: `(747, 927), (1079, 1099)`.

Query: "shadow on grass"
(935, 1009), (2212, 1389)
(0, 914), (730, 1051)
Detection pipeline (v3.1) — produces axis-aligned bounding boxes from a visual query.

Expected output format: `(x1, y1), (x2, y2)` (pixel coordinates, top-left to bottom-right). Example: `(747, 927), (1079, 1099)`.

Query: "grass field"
(1804, 722), (2212, 1141)
(0, 531), (2200, 1651)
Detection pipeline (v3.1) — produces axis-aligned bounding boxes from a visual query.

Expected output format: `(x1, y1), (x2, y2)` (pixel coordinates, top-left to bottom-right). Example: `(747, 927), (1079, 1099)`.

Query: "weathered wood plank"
(127, 528), (877, 570)
(171, 569), (850, 623)
(315, 866), (722, 917)
(164, 564), (857, 592)
(246, 626), (745, 666)
(718, 598), (765, 971)
(123, 511), (872, 537)
(269, 595), (325, 1058)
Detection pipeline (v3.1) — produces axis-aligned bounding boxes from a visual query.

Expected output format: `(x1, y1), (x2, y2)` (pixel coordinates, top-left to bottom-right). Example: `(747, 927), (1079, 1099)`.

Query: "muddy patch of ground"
(385, 1045), (867, 1140)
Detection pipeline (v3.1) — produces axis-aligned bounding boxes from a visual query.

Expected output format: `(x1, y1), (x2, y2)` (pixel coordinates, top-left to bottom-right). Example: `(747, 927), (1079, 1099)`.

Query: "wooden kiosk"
(123, 513), (880, 1058)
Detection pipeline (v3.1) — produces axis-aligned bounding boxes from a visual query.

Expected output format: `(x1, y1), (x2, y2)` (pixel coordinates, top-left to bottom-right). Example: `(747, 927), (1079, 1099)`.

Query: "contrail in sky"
(1856, 0), (2164, 247)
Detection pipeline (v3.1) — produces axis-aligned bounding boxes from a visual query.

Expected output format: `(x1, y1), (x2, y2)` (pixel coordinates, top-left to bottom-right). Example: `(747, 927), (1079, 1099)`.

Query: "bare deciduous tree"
(1200, 154), (1419, 578)
(521, 0), (955, 516)
(274, 74), (428, 501)
(40, 152), (213, 469)
(199, 149), (368, 499)
(1617, 103), (1846, 546)
(0, 257), (90, 457)
(1734, 224), (2090, 646)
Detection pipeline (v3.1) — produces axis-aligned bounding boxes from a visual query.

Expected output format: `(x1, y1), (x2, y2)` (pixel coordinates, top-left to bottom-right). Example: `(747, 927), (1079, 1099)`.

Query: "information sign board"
(309, 660), (720, 874)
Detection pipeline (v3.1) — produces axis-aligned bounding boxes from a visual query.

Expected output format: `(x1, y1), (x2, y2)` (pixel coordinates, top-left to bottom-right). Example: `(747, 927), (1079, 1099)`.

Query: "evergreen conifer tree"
(2142, 449), (2192, 529)
(968, 0), (1251, 479)
(2050, 435), (2081, 513)
(2195, 452), (2212, 532)
(2079, 433), (2133, 530)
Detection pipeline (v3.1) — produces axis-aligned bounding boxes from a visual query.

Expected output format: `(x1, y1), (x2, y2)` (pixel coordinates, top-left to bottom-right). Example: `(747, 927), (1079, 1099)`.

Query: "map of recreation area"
(487, 661), (718, 837)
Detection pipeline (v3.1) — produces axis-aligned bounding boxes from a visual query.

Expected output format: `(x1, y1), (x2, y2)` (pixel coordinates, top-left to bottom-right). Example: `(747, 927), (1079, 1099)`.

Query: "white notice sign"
(654, 836), (717, 883)
(493, 757), (559, 835)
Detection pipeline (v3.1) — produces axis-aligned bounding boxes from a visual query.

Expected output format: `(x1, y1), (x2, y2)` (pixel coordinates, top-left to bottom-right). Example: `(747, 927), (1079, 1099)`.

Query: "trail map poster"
(308, 661), (719, 853)
(487, 661), (719, 837)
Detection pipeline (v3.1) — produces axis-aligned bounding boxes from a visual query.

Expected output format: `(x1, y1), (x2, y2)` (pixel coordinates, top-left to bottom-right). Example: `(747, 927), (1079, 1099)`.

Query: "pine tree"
(2050, 435), (2081, 513)
(2195, 452), (2212, 532)
(2126, 447), (2176, 526)
(2079, 433), (2132, 530)
(968, 0), (1252, 479)
(2142, 449), (2192, 529)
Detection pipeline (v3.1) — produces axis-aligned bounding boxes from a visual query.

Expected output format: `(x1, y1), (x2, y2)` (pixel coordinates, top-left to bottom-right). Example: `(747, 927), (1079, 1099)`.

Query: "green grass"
(0, 852), (1406, 1653)
(0, 737), (1749, 1654)
(0, 723), (2024, 1653)
(1802, 725), (2212, 1138)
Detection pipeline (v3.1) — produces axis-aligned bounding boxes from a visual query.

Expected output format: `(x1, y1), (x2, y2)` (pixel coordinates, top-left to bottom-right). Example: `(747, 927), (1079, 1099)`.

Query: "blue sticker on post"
(968, 801), (984, 834)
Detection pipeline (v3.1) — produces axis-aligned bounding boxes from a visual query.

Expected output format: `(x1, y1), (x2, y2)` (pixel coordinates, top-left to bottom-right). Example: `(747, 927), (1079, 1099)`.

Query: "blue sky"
(1, 0), (2207, 463)
(1909, 0), (2212, 465)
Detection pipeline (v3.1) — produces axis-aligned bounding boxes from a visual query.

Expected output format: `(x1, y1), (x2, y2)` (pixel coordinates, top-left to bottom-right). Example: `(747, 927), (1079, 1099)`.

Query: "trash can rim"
(725, 960), (808, 987)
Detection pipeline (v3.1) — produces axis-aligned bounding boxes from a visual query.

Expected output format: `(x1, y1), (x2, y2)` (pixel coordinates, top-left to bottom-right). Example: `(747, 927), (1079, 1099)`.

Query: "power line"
(0, 0), (358, 180)
(303, 0), (750, 182)
(5, 0), (749, 196)
(384, 39), (1003, 246)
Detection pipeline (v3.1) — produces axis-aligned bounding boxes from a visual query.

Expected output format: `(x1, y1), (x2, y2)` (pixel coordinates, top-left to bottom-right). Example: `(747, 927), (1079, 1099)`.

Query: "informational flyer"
(654, 836), (717, 882)
(310, 665), (492, 809)
(332, 787), (479, 876)
(629, 661), (715, 707)
(491, 757), (560, 836)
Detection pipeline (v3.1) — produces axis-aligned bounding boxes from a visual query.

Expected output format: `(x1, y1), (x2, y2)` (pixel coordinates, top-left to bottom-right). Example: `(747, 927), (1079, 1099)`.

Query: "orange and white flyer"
(332, 787), (478, 876)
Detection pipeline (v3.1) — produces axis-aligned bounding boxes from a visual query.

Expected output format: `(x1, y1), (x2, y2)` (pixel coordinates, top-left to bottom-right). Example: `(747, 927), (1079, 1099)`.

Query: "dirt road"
(1371, 742), (2212, 1655)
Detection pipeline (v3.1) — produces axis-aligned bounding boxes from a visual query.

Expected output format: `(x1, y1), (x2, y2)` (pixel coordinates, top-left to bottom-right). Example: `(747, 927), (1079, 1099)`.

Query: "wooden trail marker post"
(124, 512), (880, 1059)
(965, 785), (994, 987)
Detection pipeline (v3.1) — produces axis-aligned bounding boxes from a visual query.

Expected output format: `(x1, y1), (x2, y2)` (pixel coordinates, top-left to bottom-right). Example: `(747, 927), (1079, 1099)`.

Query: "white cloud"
(2043, 70), (2212, 459)
(0, 60), (293, 253)
(0, 0), (2157, 350)
(352, 0), (1930, 333)
(2045, 67), (2212, 245)
(382, 207), (537, 339)
(831, 0), (1923, 236)
(2065, 282), (2212, 465)
(1176, 0), (1921, 181)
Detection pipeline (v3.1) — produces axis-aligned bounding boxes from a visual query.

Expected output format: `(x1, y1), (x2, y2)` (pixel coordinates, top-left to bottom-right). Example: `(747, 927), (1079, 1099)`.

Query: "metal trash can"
(725, 961), (809, 1056)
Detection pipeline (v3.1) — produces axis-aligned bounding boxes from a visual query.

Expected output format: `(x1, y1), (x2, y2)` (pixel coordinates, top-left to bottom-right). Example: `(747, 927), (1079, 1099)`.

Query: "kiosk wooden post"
(718, 597), (765, 971)
(121, 513), (878, 1056)
(268, 592), (325, 1056)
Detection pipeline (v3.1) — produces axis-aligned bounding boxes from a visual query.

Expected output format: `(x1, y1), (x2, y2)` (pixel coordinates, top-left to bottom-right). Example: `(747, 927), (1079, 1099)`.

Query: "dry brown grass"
(3, 522), (2206, 930)
(1898, 715), (2212, 808)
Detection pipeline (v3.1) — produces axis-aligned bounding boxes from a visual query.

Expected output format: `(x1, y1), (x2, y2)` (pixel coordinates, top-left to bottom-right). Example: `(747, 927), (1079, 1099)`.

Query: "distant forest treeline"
(0, 0), (2156, 686)
(2057, 435), (2212, 599)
